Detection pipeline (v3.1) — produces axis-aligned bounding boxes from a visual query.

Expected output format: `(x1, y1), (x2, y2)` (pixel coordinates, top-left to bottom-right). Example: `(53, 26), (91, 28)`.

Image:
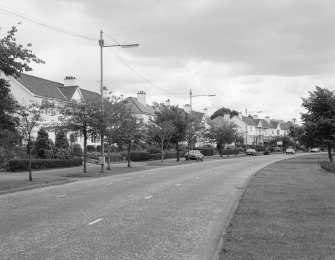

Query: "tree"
(147, 120), (175, 163)
(17, 100), (54, 181)
(0, 25), (44, 165)
(301, 86), (335, 162)
(103, 95), (131, 170)
(33, 127), (53, 159)
(58, 101), (100, 173)
(206, 119), (239, 157)
(55, 130), (69, 150)
(210, 107), (239, 120)
(153, 104), (188, 161)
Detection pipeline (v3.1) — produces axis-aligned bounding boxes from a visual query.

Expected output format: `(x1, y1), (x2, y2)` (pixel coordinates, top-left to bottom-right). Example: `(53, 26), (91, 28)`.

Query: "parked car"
(246, 148), (257, 156)
(263, 148), (271, 155)
(285, 148), (296, 155)
(311, 148), (321, 152)
(185, 150), (204, 161)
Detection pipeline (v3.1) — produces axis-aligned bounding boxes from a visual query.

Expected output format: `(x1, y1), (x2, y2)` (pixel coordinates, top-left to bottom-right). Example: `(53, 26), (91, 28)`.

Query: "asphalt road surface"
(0, 154), (290, 260)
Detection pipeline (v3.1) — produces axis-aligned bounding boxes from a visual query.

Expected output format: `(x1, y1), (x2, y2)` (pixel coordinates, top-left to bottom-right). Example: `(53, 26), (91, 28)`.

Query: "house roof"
(15, 73), (66, 100)
(123, 96), (155, 115)
(254, 119), (273, 129)
(191, 110), (204, 121)
(13, 73), (100, 103)
(211, 116), (227, 127)
(242, 116), (257, 126)
(270, 120), (280, 128)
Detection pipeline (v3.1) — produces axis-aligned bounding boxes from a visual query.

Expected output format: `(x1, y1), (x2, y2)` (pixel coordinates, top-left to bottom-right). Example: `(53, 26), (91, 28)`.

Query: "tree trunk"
(28, 133), (32, 181)
(176, 143), (180, 162)
(328, 142), (333, 162)
(161, 140), (164, 163)
(127, 141), (131, 168)
(107, 145), (111, 170)
(83, 128), (87, 174)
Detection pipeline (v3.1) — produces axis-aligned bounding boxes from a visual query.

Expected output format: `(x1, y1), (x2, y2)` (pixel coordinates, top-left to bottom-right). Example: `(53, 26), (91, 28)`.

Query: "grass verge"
(219, 154), (335, 259)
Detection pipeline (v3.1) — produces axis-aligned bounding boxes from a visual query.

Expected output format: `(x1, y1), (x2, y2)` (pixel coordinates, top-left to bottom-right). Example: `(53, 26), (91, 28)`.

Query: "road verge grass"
(219, 154), (335, 259)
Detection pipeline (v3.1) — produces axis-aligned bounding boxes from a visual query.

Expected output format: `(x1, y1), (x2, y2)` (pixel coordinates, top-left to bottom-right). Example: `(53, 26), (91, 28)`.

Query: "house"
(3, 72), (100, 147)
(122, 91), (155, 123)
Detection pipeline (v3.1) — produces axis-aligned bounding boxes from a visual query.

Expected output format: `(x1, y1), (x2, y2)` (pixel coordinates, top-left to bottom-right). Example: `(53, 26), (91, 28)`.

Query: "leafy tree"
(55, 130), (69, 150)
(0, 26), (44, 164)
(206, 119), (239, 157)
(17, 100), (54, 181)
(58, 101), (100, 173)
(301, 86), (335, 162)
(268, 136), (295, 152)
(33, 127), (52, 159)
(153, 104), (188, 161)
(210, 107), (239, 120)
(147, 120), (176, 163)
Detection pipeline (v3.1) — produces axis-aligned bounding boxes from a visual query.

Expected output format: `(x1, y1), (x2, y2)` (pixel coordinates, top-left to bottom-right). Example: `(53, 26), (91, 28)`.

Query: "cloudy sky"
(1, 0), (335, 122)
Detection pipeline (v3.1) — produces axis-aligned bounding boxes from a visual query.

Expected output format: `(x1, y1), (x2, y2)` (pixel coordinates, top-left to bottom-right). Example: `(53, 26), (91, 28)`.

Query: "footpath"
(218, 153), (335, 260)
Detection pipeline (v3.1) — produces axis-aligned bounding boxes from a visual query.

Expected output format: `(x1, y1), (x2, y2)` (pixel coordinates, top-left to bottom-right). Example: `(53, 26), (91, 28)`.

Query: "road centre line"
(56, 194), (66, 198)
(145, 196), (152, 200)
(88, 218), (103, 225)
(176, 184), (181, 186)
(106, 183), (113, 186)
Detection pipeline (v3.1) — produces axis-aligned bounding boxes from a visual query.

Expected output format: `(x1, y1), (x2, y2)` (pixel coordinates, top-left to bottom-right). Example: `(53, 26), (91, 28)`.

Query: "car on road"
(285, 148), (296, 155)
(311, 148), (321, 152)
(246, 148), (257, 156)
(185, 150), (204, 161)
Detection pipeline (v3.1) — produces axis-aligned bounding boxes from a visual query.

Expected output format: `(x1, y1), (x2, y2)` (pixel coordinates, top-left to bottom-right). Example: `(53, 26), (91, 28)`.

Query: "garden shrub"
(194, 148), (215, 156)
(6, 158), (83, 171)
(55, 148), (71, 159)
(319, 161), (335, 173)
(87, 145), (96, 152)
(71, 143), (83, 157)
(123, 151), (150, 161)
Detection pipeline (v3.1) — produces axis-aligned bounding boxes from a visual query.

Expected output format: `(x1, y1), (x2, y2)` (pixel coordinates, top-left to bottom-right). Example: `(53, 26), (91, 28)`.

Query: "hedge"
(149, 152), (178, 160)
(319, 161), (335, 173)
(6, 158), (83, 172)
(194, 148), (215, 156)
(123, 151), (151, 161)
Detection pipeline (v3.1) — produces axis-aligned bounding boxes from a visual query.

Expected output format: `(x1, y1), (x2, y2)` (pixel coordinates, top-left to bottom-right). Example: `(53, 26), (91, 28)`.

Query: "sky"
(1, 0), (335, 123)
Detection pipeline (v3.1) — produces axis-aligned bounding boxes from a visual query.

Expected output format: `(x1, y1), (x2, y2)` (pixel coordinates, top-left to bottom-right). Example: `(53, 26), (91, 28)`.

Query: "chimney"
(166, 99), (171, 107)
(253, 114), (259, 120)
(238, 112), (243, 119)
(265, 116), (271, 124)
(184, 104), (191, 114)
(223, 113), (230, 121)
(137, 91), (146, 107)
(64, 76), (77, 87)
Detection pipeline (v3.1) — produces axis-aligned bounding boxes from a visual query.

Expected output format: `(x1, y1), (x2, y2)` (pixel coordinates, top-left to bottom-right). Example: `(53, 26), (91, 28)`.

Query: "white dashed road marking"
(145, 196), (152, 200)
(106, 183), (113, 186)
(88, 218), (103, 226)
(56, 194), (66, 198)
(176, 184), (181, 186)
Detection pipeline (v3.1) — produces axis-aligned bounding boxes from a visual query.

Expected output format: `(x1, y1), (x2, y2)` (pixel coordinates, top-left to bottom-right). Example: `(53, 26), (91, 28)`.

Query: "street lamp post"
(188, 89), (215, 152)
(99, 30), (138, 173)
(244, 108), (262, 150)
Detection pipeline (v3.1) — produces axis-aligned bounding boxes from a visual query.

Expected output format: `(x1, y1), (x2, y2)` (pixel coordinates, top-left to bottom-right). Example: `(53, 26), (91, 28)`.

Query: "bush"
(147, 148), (161, 154)
(149, 152), (178, 160)
(6, 158), (83, 171)
(194, 148), (215, 156)
(55, 148), (71, 159)
(220, 149), (240, 155)
(319, 161), (335, 173)
(71, 144), (82, 157)
(87, 145), (96, 152)
(123, 151), (150, 161)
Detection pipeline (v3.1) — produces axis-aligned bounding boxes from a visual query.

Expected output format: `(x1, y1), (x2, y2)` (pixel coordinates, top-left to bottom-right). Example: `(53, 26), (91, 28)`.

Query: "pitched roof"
(15, 73), (66, 100)
(123, 97), (155, 115)
(13, 73), (100, 103)
(242, 116), (257, 126)
(254, 119), (273, 128)
(270, 120), (280, 128)
(191, 110), (204, 121)
(211, 116), (227, 127)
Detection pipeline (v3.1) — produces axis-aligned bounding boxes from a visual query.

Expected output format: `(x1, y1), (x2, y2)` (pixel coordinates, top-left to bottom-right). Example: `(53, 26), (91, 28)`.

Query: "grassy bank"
(219, 154), (335, 259)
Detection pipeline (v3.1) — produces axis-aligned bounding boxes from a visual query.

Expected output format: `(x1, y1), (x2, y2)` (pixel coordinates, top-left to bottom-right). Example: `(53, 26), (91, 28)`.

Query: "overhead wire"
(0, 5), (182, 96)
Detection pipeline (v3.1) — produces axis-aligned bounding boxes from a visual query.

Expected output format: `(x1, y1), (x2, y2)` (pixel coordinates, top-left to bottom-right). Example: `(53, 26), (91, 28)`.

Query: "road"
(0, 154), (290, 260)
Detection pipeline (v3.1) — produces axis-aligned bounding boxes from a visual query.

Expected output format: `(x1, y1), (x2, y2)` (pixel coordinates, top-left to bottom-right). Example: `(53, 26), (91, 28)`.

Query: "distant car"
(311, 148), (321, 152)
(263, 149), (271, 155)
(286, 148), (296, 155)
(185, 150), (204, 161)
(246, 148), (257, 156)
